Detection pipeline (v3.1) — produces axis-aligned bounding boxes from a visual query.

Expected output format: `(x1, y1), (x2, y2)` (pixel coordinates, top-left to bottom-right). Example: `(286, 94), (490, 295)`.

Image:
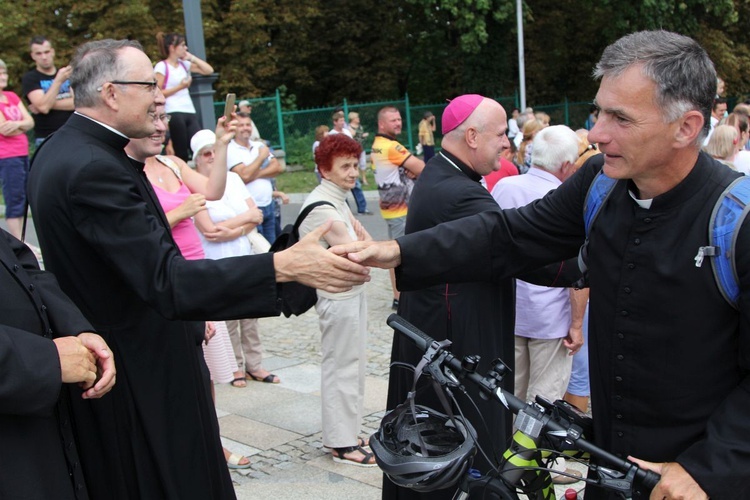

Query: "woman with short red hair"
(298, 134), (375, 467)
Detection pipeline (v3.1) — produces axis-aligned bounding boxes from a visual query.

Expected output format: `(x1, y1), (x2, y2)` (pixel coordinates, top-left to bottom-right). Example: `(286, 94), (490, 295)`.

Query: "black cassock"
(28, 114), (282, 499)
(382, 151), (516, 500)
(0, 230), (93, 499)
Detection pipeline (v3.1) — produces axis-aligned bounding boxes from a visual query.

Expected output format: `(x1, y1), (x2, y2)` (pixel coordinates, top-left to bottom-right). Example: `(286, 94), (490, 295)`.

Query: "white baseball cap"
(190, 129), (216, 161)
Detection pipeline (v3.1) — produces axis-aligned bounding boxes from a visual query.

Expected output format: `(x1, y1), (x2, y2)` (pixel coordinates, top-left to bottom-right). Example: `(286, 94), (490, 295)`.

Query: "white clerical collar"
(629, 189), (653, 209)
(74, 111), (129, 139)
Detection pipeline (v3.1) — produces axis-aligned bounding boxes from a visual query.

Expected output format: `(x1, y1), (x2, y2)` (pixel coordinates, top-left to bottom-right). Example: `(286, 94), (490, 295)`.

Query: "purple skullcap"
(442, 94), (485, 134)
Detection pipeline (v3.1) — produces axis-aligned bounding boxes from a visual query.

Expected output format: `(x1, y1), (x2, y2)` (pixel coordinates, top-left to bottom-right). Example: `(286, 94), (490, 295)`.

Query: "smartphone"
(223, 93), (236, 121)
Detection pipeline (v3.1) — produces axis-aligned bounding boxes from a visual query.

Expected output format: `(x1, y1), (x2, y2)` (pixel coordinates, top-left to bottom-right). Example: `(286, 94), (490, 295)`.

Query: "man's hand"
(77, 332), (116, 399)
(53, 336), (97, 389)
(273, 220), (371, 293)
(329, 239), (402, 269)
(564, 325), (584, 355)
(628, 457), (708, 500)
(54, 65), (73, 85)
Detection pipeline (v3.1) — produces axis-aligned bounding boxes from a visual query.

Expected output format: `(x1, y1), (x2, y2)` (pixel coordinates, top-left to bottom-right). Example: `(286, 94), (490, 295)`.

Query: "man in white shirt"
(226, 112), (283, 242)
(492, 125), (584, 403)
(492, 124), (587, 485)
(703, 97), (727, 146)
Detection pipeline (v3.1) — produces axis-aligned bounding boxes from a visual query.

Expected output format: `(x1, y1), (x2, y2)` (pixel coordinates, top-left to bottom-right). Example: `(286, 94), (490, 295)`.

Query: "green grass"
(276, 168), (378, 194)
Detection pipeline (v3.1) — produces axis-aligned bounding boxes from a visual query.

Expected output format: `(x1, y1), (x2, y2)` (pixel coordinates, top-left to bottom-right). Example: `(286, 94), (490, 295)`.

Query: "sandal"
(331, 445), (377, 467)
(230, 377), (246, 388)
(246, 371), (280, 384)
(226, 452), (252, 469)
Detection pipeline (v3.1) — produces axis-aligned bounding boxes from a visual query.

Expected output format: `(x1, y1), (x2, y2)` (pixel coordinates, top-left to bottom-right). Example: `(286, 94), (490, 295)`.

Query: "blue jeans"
(257, 203), (277, 243)
(0, 156), (29, 218)
(352, 178), (368, 213)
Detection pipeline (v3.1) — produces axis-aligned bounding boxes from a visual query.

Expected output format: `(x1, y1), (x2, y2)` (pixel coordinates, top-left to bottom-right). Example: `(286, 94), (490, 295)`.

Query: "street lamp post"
(183, 1), (217, 130)
(516, 0), (526, 111)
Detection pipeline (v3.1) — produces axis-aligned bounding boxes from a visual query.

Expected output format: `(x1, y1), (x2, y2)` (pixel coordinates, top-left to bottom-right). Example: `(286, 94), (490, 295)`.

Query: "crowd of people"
(3, 27), (750, 500)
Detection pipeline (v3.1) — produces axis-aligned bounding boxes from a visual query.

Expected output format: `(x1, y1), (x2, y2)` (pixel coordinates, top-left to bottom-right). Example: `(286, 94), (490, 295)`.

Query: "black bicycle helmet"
(370, 402), (477, 492)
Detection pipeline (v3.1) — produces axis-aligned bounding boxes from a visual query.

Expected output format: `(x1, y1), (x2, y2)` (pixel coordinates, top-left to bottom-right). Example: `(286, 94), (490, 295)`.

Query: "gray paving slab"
(3, 199), (592, 498)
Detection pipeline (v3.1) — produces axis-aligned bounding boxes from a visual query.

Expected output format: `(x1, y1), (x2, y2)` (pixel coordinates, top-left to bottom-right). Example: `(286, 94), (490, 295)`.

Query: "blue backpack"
(579, 171), (750, 309)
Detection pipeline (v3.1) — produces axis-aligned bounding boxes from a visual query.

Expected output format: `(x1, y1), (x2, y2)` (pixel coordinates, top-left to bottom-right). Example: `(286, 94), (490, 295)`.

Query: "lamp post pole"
(516, 0), (527, 111)
(183, 1), (217, 130)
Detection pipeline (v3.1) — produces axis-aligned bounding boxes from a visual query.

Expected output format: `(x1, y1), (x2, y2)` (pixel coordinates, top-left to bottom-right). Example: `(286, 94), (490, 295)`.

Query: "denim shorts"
(0, 156), (29, 218)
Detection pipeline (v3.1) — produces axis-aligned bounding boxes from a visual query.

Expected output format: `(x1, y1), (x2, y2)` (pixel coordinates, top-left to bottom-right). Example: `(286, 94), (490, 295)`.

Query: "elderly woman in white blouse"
(190, 130), (280, 387)
(298, 134), (374, 467)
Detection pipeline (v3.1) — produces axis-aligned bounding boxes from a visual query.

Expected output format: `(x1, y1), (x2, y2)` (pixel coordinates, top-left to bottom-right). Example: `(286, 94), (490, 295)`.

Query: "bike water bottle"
(564, 488), (580, 499)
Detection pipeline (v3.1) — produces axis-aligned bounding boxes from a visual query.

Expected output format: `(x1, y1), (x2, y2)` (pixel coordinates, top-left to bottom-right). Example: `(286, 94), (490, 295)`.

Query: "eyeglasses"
(147, 112), (171, 124)
(97, 80), (159, 93)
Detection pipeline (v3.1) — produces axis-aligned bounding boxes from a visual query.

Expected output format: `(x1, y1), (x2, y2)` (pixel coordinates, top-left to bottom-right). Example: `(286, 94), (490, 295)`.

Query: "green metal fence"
(213, 92), (596, 168)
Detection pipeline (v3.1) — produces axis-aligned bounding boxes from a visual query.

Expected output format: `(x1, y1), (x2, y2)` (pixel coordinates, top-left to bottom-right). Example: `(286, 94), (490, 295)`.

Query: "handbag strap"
(293, 201), (334, 233)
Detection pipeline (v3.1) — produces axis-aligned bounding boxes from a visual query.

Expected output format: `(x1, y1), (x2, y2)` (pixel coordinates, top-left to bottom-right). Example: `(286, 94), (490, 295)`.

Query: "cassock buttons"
(617, 332), (624, 339)
(615, 376), (623, 382)
(13, 264), (19, 272)
(617, 431), (624, 437)
(627, 263), (635, 269)
(28, 283), (35, 291)
(623, 286), (631, 294)
(644, 217), (652, 223)
(634, 238), (641, 245)
(617, 354), (624, 361)
(621, 310), (629, 316)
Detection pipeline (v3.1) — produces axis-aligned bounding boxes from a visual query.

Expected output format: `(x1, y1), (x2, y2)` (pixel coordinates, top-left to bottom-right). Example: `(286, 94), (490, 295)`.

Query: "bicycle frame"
(385, 313), (660, 500)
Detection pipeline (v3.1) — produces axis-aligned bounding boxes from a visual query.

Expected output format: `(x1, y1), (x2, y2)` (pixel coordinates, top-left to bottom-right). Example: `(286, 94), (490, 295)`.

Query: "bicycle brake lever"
(591, 464), (634, 496)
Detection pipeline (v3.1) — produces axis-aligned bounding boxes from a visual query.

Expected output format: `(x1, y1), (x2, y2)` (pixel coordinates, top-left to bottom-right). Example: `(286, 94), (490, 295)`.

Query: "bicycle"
(370, 313), (661, 499)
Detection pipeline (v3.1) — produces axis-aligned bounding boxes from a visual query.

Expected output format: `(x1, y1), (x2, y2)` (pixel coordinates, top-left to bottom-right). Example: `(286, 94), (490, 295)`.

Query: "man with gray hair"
(28, 39), (369, 499)
(492, 125), (587, 484)
(335, 30), (749, 498)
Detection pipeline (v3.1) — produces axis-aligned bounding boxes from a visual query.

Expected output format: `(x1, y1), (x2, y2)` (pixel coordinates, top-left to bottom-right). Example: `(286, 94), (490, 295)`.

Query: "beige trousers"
(316, 293), (368, 448)
(514, 336), (573, 403)
(225, 318), (263, 373)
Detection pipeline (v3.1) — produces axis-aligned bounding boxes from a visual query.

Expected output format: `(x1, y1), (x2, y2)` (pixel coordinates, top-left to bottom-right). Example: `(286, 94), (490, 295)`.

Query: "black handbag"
(269, 201), (334, 317)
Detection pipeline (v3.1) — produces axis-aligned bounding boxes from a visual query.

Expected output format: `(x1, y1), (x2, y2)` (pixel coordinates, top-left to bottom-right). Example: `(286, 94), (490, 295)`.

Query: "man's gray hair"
(593, 30), (716, 144)
(71, 39), (144, 108)
(531, 125), (579, 172)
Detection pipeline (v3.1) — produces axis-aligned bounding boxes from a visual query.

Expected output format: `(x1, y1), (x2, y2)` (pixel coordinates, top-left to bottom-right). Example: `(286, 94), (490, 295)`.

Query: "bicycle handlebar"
(386, 313), (661, 493)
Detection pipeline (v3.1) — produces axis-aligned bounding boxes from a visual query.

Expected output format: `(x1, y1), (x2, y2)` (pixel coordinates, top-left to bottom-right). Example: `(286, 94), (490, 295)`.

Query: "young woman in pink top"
(0, 59), (34, 240)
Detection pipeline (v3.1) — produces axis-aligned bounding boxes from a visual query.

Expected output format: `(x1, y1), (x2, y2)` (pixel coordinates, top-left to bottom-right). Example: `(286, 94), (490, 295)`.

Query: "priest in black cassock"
(383, 95), (517, 499)
(27, 39), (369, 499)
(0, 229), (115, 499)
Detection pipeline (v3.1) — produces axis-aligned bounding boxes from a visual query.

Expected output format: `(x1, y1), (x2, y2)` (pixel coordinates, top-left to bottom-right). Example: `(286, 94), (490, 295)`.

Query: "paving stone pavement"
(3, 196), (588, 499)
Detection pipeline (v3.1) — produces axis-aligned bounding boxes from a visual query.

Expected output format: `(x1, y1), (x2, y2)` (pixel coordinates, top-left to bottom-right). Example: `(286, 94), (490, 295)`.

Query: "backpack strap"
(293, 201), (335, 234)
(696, 175), (750, 309)
(160, 60), (190, 90)
(161, 60), (169, 89)
(575, 170), (618, 286)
